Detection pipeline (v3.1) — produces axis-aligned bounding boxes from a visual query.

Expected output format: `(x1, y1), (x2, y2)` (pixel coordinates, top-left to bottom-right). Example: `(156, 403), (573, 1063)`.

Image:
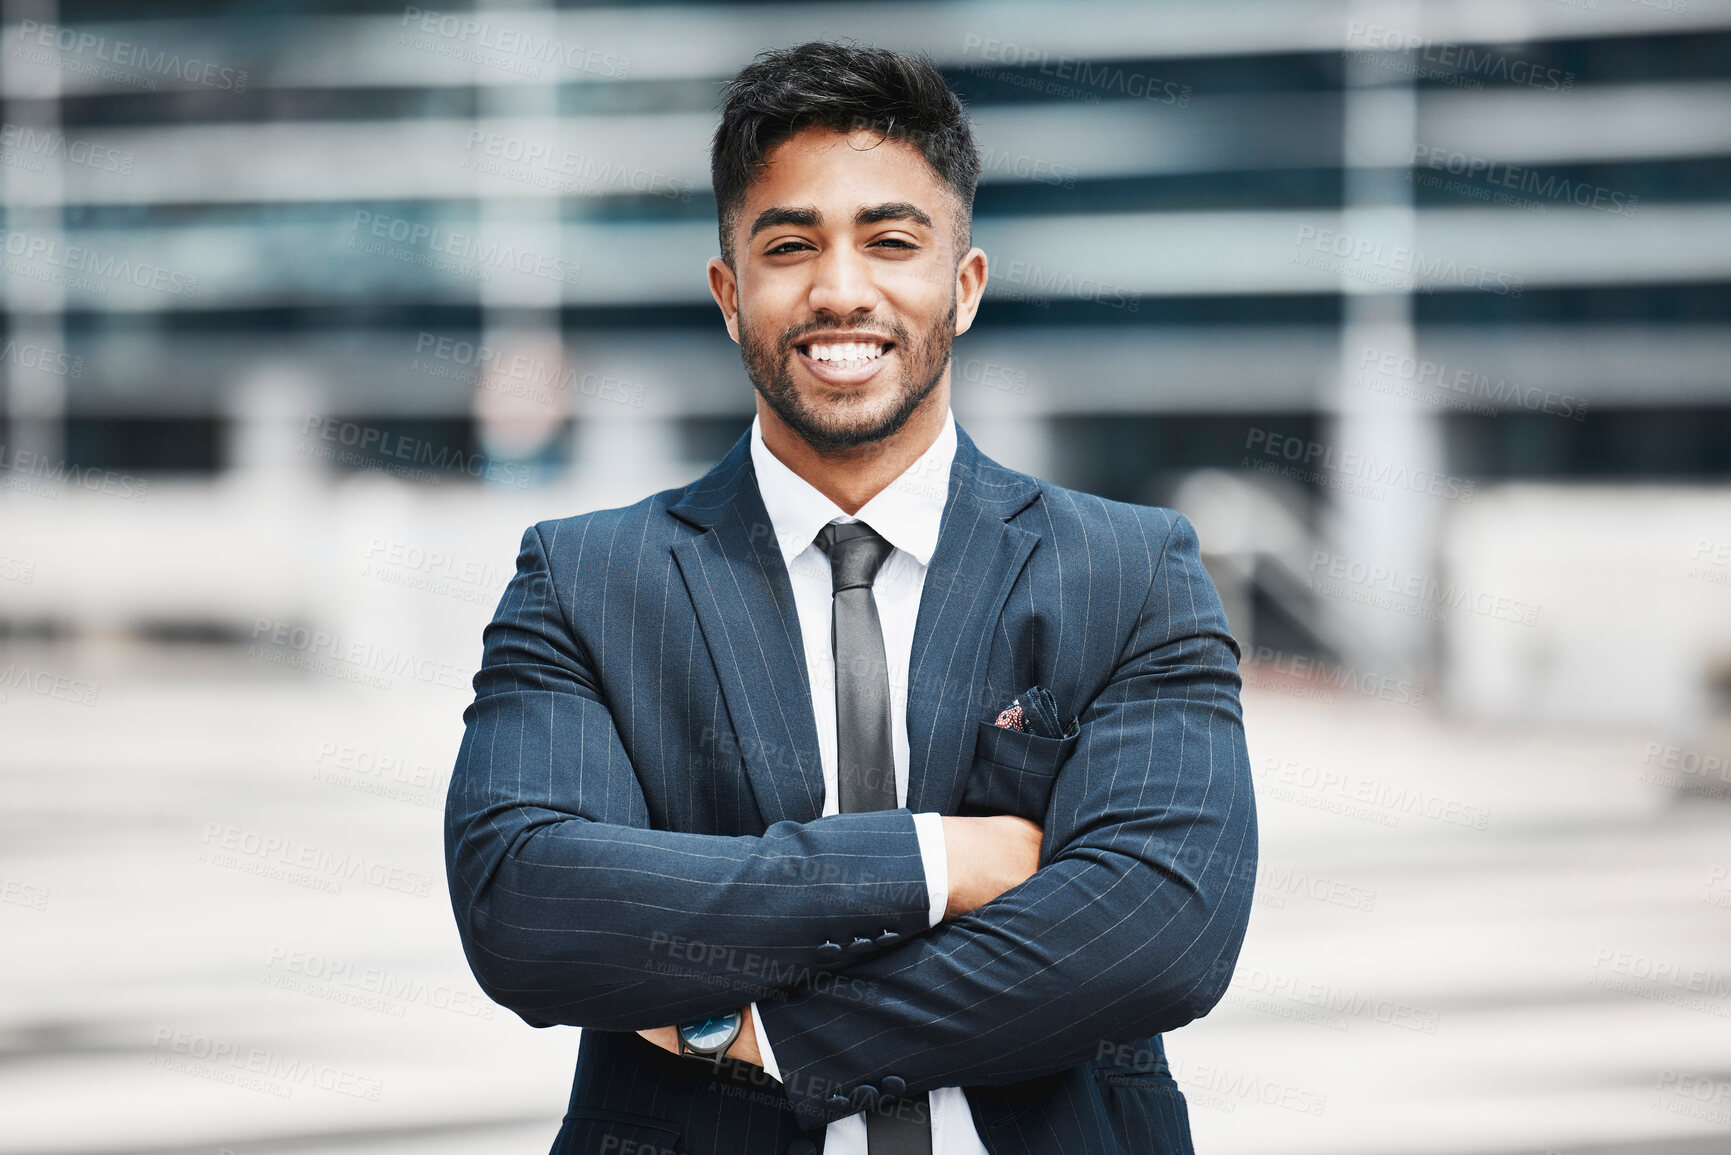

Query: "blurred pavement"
(2, 646), (1727, 1155)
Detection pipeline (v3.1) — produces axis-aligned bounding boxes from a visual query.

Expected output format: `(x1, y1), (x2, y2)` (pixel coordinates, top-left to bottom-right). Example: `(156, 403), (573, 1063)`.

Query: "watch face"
(680, 1013), (738, 1051)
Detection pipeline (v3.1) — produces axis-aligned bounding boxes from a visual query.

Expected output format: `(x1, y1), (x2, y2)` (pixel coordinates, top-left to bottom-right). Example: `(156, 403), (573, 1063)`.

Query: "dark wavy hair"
(711, 41), (980, 266)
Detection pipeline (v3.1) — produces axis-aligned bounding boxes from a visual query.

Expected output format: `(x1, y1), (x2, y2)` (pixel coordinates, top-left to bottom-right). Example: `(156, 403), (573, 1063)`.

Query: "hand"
(636, 1006), (763, 1068)
(940, 814), (1043, 920)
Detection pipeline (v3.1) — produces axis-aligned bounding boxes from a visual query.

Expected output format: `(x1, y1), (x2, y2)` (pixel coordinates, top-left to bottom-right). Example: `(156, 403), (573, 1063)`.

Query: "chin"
(802, 382), (900, 423)
(768, 386), (916, 453)
(740, 314), (948, 454)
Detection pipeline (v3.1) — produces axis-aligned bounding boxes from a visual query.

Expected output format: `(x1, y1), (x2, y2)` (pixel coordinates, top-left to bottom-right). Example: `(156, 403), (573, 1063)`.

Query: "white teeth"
(805, 342), (887, 363)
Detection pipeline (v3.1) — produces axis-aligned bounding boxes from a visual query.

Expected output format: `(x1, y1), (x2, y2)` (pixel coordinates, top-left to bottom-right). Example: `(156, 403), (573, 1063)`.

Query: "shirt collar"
(749, 409), (957, 570)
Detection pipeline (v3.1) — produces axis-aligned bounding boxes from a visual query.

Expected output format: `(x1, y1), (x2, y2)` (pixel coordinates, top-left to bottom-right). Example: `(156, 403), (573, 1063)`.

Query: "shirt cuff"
(747, 1001), (782, 1083)
(911, 811), (948, 928)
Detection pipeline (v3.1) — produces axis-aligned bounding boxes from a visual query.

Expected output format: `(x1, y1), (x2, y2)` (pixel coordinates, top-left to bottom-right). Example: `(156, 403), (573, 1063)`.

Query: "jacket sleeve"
(444, 523), (936, 1032)
(753, 513), (1259, 1129)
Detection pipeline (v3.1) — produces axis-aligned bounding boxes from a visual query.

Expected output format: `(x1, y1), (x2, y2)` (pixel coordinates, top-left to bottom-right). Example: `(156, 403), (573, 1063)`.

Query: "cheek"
(881, 266), (953, 319)
(739, 277), (808, 327)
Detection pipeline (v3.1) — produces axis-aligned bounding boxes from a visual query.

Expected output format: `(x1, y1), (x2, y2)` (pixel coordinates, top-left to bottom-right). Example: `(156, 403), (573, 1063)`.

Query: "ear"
(953, 246), (988, 337)
(707, 257), (741, 344)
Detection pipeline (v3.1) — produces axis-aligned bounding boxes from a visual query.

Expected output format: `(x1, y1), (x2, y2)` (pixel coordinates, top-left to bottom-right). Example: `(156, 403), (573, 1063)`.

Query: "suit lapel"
(669, 433), (826, 828)
(907, 427), (1042, 815)
(668, 424), (1043, 829)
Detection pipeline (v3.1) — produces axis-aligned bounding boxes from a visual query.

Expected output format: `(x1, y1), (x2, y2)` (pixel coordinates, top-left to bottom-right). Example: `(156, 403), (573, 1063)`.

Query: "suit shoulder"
(1021, 481), (1227, 646)
(522, 477), (703, 560)
(1023, 477), (1190, 555)
(962, 430), (1183, 548)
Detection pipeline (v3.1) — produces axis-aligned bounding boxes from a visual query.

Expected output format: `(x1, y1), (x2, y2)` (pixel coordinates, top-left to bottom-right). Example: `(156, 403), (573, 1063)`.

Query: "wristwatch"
(676, 1010), (743, 1069)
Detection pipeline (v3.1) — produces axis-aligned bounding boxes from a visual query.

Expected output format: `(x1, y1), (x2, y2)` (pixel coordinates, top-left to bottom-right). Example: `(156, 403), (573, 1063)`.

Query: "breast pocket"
(958, 719), (1080, 823)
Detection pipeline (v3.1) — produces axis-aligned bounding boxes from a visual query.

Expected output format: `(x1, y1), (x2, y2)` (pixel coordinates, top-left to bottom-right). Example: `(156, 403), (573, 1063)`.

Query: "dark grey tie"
(814, 520), (933, 1155)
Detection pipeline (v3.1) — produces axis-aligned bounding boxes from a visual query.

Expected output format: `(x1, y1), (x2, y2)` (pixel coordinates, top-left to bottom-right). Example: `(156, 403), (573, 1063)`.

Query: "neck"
(758, 383), (950, 516)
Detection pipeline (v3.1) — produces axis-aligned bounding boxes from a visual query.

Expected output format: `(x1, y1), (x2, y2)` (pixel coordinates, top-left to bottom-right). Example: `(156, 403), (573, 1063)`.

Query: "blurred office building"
(2, 0), (1729, 737)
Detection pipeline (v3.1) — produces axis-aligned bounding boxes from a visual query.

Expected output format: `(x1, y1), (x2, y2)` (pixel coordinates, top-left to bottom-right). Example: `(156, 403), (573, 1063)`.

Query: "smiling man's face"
(708, 125), (987, 456)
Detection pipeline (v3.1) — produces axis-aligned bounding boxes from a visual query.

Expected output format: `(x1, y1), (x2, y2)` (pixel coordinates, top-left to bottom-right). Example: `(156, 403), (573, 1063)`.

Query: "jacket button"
(825, 1093), (853, 1112)
(882, 1074), (906, 1096)
(847, 936), (873, 953)
(788, 1141), (818, 1155)
(851, 1083), (880, 1109)
(815, 941), (843, 960)
(874, 929), (899, 946)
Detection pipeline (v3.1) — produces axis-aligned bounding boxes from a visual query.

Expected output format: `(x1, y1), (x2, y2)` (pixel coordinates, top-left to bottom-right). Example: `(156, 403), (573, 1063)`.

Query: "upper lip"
(794, 329), (896, 350)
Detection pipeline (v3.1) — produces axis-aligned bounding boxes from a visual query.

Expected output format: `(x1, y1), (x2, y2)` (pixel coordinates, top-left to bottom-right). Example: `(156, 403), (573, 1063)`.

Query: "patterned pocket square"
(963, 687), (1081, 821)
(994, 685), (1078, 739)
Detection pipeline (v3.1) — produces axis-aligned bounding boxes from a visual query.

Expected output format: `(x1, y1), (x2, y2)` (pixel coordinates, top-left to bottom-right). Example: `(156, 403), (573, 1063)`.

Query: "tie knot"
(815, 520), (894, 593)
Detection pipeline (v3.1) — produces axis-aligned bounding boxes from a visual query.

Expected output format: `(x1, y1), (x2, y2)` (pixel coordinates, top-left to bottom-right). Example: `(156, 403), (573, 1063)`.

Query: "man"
(445, 41), (1257, 1155)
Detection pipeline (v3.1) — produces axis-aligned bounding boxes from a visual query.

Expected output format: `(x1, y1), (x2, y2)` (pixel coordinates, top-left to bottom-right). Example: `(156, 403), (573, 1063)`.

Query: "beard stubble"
(737, 294), (956, 455)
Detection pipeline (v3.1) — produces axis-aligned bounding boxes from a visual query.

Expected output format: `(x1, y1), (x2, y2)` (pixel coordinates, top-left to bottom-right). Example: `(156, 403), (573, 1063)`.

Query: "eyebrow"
(857, 201), (933, 229)
(747, 201), (935, 241)
(748, 206), (820, 239)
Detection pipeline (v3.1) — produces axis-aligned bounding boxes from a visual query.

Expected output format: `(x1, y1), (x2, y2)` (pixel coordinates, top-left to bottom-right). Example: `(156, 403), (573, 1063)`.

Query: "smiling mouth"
(794, 339), (893, 373)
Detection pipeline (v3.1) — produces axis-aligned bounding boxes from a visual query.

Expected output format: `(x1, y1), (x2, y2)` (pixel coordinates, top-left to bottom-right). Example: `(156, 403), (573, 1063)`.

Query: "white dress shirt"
(744, 409), (991, 1155)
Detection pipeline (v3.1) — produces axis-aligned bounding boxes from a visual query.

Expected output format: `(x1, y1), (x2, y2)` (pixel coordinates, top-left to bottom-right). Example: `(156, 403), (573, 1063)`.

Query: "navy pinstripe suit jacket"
(445, 424), (1258, 1155)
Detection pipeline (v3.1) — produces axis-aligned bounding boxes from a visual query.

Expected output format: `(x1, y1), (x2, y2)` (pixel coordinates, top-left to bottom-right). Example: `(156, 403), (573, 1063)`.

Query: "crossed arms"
(444, 515), (1257, 1128)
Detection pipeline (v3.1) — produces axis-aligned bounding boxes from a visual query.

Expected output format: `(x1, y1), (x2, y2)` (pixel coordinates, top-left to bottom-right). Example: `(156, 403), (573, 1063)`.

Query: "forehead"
(744, 126), (954, 221)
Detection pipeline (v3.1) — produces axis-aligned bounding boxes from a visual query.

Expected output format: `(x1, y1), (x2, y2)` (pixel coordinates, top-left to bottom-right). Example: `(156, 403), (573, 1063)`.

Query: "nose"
(806, 245), (882, 318)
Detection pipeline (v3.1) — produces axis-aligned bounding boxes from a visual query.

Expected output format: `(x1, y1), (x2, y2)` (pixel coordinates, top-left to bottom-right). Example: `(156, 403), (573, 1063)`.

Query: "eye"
(765, 240), (813, 256)
(870, 238), (917, 250)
